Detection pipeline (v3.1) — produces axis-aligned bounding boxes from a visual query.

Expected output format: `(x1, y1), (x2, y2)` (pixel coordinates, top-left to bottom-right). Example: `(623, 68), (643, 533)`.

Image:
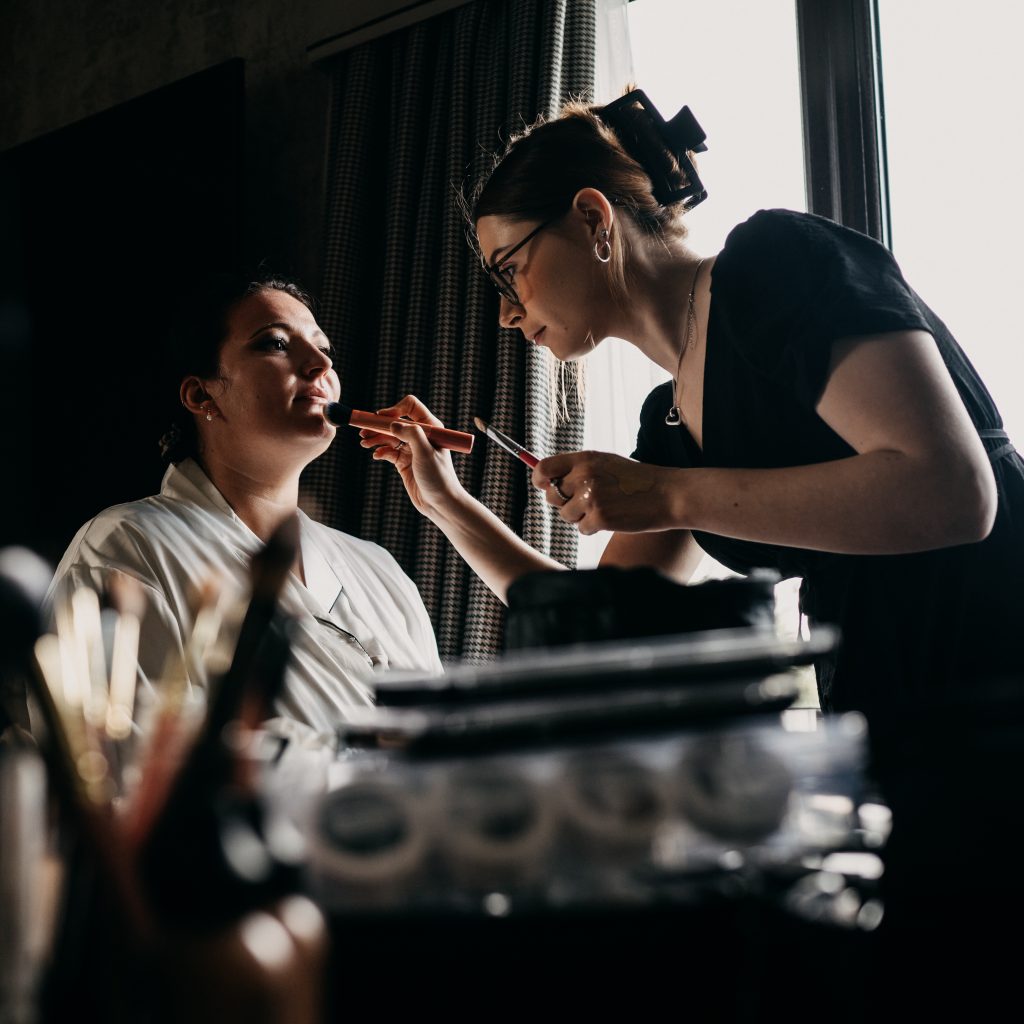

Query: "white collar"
(300, 525), (343, 613)
(161, 458), (344, 614)
(161, 457), (237, 519)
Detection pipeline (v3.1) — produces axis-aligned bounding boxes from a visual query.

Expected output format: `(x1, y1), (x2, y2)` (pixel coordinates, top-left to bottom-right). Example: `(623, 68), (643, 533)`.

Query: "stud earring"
(594, 228), (612, 264)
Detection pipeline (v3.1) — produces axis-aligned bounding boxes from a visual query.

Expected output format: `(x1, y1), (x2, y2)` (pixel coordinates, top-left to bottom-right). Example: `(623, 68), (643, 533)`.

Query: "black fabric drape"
(305, 0), (596, 660)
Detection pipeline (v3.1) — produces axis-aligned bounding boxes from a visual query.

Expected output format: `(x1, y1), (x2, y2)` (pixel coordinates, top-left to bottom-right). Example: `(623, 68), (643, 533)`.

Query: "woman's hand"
(363, 396), (566, 602)
(532, 451), (683, 535)
(359, 395), (467, 518)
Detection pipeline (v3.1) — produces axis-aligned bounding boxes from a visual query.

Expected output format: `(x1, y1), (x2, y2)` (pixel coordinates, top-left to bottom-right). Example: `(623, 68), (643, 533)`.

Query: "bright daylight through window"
(583, 0), (808, 697)
(876, 0), (1024, 446)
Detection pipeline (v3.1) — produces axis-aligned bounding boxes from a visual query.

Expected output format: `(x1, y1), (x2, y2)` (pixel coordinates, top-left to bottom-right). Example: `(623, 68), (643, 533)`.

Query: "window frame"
(794, 0), (891, 245)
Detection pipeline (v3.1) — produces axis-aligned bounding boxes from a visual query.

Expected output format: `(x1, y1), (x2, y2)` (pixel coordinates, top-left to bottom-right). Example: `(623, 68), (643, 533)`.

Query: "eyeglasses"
(482, 218), (556, 307)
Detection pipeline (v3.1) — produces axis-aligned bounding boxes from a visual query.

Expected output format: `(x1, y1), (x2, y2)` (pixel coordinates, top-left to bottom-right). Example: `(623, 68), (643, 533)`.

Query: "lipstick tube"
(325, 403), (474, 454)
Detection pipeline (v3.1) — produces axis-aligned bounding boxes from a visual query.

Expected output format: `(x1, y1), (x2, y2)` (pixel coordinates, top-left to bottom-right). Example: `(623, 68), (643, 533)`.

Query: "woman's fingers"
(548, 476), (573, 507)
(375, 394), (444, 427)
(370, 434), (411, 462)
(359, 428), (394, 449)
(389, 419), (434, 455)
(536, 451), (635, 530)
(533, 454), (577, 489)
(552, 479), (594, 531)
(533, 453), (588, 511)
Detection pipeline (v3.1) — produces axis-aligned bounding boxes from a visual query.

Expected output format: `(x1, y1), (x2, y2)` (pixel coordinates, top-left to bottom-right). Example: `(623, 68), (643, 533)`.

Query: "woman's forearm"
(425, 491), (564, 603)
(536, 332), (998, 555)
(673, 450), (995, 554)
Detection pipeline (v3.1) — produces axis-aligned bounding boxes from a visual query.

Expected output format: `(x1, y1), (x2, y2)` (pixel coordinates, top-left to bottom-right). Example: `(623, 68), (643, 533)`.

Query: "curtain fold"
(305, 0), (596, 661)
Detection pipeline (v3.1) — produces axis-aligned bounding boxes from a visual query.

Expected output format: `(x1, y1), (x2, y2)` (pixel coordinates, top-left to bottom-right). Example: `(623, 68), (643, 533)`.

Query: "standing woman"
(366, 90), (1024, 724)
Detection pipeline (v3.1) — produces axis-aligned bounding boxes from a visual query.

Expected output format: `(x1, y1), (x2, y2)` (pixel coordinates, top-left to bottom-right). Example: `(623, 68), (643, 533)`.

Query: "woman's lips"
(533, 327), (547, 345)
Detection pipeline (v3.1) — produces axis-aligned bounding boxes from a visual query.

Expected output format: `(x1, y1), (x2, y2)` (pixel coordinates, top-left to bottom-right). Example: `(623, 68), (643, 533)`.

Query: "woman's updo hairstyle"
(470, 89), (705, 305)
(158, 273), (315, 464)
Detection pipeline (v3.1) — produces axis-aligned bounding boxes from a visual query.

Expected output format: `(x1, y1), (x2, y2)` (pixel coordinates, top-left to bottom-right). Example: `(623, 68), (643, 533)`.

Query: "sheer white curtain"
(581, 0), (806, 590)
(579, 0), (671, 568)
(582, 2), (816, 709)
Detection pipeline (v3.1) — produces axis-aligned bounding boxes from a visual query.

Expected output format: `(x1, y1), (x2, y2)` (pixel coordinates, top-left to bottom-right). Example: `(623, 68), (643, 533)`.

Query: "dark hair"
(464, 94), (698, 419)
(158, 273), (315, 464)
(470, 96), (694, 249)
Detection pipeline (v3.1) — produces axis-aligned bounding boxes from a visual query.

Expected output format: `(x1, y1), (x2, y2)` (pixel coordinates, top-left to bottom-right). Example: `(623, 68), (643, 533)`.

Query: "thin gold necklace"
(665, 257), (705, 427)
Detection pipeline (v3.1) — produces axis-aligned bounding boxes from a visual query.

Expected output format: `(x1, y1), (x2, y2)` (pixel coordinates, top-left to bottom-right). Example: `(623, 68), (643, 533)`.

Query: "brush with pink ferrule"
(472, 417), (540, 469)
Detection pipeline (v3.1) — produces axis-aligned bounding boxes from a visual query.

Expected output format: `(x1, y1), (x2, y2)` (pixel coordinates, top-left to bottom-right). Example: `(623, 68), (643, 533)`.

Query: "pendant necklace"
(665, 257), (706, 427)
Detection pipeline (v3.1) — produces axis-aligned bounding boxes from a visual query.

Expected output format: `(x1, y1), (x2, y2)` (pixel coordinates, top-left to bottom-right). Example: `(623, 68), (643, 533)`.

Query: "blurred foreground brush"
(136, 515), (299, 926)
(105, 572), (144, 741)
(206, 513), (299, 737)
(16, 529), (323, 1023)
(122, 576), (223, 850)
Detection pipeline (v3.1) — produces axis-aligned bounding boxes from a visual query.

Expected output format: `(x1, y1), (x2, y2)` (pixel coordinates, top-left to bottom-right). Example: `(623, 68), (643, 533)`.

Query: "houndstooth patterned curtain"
(304, 0), (596, 661)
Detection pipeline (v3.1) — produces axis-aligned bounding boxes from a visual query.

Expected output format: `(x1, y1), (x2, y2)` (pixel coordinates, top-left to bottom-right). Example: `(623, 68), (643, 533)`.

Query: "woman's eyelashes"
(255, 333), (290, 352)
(254, 334), (335, 360)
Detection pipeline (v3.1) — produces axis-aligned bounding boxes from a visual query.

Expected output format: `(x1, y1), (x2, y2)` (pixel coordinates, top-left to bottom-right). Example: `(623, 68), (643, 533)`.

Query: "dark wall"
(0, 0), (339, 559)
(1, 62), (245, 559)
(0, 0), (331, 288)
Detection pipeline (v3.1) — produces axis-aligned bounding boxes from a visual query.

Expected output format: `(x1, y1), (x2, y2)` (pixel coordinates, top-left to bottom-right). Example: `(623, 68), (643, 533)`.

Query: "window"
(584, 0), (806, 514)
(876, 0), (1024, 445)
(584, 0), (1020, 712)
(585, 0), (812, 703)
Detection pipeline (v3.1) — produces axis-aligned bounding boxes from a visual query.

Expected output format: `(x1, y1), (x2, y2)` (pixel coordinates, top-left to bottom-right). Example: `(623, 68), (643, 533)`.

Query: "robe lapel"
(300, 527), (343, 615)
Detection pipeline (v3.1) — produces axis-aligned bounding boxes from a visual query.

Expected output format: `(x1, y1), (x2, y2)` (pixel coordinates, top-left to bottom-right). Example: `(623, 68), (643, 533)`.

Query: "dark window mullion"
(795, 0), (888, 245)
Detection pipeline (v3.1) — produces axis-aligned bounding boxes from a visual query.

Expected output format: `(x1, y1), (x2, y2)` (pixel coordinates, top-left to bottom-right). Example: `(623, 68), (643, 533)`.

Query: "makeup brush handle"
(349, 410), (475, 454)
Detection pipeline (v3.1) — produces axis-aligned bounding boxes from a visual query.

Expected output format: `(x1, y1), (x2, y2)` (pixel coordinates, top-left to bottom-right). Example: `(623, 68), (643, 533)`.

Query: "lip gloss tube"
(325, 402), (474, 454)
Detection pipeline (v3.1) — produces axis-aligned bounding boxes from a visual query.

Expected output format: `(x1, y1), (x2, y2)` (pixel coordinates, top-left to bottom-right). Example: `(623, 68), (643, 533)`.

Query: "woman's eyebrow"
(249, 321), (290, 339)
(487, 244), (512, 266)
(248, 321), (327, 340)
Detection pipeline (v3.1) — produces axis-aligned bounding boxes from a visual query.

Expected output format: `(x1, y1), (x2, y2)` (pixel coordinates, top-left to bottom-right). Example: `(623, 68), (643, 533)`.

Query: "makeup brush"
(135, 515), (298, 845)
(204, 514), (298, 737)
(472, 417), (540, 468)
(325, 402), (474, 454)
(137, 518), (300, 922)
(105, 572), (145, 741)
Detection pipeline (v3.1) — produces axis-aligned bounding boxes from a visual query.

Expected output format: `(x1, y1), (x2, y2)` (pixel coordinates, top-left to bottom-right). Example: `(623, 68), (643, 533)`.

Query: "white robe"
(47, 458), (442, 744)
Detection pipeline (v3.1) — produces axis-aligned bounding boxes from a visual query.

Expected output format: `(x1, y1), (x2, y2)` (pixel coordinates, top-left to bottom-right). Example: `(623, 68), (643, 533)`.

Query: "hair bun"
(157, 421), (186, 463)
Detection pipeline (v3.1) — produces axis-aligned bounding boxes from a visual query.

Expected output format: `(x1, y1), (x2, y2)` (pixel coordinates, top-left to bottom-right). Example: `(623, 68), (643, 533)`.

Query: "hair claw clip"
(598, 88), (709, 210)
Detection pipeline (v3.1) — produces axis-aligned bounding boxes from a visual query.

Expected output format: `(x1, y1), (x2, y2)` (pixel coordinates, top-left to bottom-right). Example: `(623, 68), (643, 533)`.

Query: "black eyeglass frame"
(481, 217), (557, 307)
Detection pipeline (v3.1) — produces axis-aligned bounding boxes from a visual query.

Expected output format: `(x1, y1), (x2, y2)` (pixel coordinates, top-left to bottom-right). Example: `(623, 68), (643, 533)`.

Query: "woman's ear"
(180, 376), (213, 416)
(571, 187), (615, 241)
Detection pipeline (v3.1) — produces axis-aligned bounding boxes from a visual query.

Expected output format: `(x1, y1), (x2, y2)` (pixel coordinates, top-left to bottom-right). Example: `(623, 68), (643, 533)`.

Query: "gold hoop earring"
(594, 228), (612, 264)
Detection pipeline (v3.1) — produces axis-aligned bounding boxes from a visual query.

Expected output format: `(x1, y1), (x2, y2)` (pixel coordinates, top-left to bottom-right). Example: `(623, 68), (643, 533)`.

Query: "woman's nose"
(498, 294), (523, 329)
(304, 344), (332, 377)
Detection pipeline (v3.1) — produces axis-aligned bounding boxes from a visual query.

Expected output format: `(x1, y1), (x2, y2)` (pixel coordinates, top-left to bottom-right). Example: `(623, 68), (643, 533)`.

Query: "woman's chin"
(291, 404), (334, 432)
(555, 343), (596, 363)
(547, 330), (602, 363)
(281, 414), (336, 456)
(306, 420), (337, 448)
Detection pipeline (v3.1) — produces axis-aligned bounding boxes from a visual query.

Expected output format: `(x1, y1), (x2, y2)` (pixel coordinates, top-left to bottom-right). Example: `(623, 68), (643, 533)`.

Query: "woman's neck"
(605, 233), (710, 375)
(198, 450), (302, 543)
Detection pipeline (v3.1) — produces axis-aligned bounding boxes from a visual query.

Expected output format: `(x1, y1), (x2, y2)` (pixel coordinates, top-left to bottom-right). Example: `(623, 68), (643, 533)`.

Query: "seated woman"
(48, 275), (441, 743)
